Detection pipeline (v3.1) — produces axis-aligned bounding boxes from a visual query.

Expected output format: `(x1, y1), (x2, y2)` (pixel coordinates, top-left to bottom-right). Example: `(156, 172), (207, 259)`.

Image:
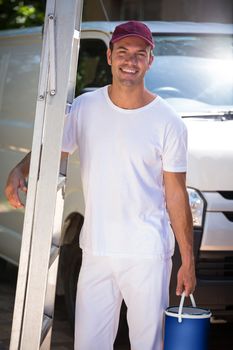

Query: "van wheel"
(0, 258), (7, 280)
(60, 243), (82, 329)
(59, 213), (84, 329)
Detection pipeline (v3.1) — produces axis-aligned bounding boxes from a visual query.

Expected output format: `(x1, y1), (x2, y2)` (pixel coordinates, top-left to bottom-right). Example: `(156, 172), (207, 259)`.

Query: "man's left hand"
(176, 263), (196, 296)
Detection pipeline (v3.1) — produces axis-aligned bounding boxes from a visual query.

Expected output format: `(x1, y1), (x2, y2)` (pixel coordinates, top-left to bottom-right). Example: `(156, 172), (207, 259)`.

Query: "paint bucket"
(164, 293), (211, 350)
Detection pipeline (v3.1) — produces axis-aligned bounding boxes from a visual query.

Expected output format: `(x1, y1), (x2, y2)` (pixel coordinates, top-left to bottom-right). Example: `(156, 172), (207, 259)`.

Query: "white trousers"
(74, 252), (172, 350)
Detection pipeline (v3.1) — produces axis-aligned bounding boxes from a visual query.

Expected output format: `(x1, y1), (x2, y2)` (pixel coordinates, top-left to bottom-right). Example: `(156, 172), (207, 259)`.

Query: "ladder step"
(49, 244), (59, 268)
(44, 248), (59, 318)
(40, 314), (53, 346)
(57, 175), (66, 191)
(74, 29), (80, 40)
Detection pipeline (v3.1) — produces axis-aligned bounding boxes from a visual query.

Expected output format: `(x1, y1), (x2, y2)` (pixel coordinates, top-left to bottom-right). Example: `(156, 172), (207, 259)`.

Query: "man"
(5, 21), (196, 350)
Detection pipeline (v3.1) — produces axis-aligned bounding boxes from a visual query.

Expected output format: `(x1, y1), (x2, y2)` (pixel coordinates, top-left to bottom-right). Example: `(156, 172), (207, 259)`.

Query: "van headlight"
(187, 188), (205, 227)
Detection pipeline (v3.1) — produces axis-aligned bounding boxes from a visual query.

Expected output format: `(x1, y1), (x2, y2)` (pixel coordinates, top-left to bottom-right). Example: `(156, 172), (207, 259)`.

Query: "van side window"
(76, 39), (112, 96)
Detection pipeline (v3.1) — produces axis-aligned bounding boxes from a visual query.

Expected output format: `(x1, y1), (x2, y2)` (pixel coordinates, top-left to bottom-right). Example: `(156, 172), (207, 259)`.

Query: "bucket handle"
(178, 292), (196, 323)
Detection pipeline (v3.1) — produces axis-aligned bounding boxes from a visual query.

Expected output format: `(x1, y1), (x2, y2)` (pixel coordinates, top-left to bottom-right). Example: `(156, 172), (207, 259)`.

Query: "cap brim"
(111, 34), (155, 48)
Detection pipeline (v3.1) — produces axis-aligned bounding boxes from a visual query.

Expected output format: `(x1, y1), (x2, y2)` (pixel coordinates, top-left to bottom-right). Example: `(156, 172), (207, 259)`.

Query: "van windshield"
(145, 35), (233, 113)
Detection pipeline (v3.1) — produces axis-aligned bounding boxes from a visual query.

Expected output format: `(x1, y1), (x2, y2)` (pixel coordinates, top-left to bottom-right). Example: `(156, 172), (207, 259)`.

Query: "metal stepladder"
(10, 0), (83, 348)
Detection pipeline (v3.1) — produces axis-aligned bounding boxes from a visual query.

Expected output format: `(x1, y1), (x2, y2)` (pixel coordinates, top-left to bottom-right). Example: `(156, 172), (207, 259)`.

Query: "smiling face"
(107, 36), (154, 88)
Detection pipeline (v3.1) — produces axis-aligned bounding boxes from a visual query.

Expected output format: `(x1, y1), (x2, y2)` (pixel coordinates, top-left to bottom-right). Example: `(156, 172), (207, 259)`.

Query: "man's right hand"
(4, 151), (67, 208)
(5, 168), (28, 208)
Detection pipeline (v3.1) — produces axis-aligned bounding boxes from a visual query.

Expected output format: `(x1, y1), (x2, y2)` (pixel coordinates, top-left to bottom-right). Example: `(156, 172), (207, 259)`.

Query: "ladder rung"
(65, 102), (72, 114)
(74, 29), (80, 40)
(49, 244), (59, 268)
(57, 175), (66, 191)
(40, 314), (53, 346)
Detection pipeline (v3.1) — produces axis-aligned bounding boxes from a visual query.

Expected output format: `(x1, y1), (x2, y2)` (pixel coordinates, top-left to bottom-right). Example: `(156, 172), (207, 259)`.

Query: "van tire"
(60, 243), (82, 329)
(59, 213), (84, 329)
(0, 258), (7, 280)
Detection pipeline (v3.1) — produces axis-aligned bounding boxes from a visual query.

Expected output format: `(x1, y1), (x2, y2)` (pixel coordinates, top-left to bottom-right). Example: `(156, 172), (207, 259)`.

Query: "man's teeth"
(121, 68), (136, 73)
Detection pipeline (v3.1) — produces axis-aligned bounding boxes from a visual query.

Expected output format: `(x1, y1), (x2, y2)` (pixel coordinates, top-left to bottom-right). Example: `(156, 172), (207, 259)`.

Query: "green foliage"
(0, 0), (45, 30)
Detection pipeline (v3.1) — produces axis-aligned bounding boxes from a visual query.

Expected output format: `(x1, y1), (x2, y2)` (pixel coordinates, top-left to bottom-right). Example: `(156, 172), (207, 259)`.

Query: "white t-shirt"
(62, 86), (187, 258)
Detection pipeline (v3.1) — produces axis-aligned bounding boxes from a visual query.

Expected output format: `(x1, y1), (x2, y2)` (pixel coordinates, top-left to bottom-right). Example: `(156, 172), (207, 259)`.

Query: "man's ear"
(149, 53), (154, 67)
(147, 53), (154, 70)
(106, 48), (112, 66)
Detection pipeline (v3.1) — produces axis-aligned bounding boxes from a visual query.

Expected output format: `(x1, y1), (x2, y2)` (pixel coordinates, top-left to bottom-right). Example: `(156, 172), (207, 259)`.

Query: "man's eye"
(138, 53), (146, 57)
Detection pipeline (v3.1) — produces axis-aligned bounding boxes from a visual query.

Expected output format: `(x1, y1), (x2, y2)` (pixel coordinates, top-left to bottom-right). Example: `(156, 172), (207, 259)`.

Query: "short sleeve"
(162, 120), (188, 172)
(62, 99), (79, 154)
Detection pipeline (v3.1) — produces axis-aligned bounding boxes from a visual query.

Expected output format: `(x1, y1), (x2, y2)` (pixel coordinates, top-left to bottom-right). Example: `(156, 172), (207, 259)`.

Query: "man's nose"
(125, 53), (138, 64)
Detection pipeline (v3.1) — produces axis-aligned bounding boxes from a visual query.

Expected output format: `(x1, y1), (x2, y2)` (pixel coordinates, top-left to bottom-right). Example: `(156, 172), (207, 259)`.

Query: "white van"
(0, 22), (233, 323)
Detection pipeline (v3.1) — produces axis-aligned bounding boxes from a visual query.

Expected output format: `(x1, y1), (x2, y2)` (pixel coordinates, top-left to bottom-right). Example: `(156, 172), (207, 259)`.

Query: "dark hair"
(109, 41), (113, 51)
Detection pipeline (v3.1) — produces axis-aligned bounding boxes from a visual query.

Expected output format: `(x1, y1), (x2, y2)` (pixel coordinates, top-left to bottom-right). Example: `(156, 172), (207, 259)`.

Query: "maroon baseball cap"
(110, 21), (155, 48)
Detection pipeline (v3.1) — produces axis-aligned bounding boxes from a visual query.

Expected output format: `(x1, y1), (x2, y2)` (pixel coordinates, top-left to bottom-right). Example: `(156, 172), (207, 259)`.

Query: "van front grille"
(218, 191), (233, 200)
(196, 254), (233, 280)
(223, 212), (233, 222)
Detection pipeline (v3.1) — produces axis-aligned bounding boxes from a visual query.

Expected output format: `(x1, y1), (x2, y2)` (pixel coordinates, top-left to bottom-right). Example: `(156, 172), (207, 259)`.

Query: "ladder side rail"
(9, 1), (56, 348)
(67, 34), (80, 104)
(75, 0), (84, 30)
(44, 185), (64, 318)
(44, 253), (60, 319)
(41, 176), (66, 346)
(40, 327), (52, 350)
(19, 1), (82, 348)
(9, 102), (46, 350)
(67, 0), (83, 105)
(52, 177), (66, 246)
